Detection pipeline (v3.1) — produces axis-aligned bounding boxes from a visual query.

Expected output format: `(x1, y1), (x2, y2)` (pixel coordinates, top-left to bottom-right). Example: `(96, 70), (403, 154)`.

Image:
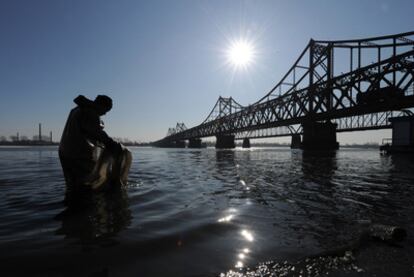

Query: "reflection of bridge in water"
(154, 31), (414, 150)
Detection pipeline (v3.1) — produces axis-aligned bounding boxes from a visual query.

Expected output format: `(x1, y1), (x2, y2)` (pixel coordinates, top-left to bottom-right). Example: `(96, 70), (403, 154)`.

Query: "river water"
(0, 146), (413, 276)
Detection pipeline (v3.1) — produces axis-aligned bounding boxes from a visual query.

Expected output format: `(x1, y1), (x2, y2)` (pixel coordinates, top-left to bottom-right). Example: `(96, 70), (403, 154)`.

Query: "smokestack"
(17, 132), (19, 141)
(39, 123), (42, 142)
(50, 131), (52, 143)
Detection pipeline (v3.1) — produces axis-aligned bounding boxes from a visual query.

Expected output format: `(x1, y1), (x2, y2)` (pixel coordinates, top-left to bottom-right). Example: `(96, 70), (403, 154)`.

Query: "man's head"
(94, 95), (113, 115)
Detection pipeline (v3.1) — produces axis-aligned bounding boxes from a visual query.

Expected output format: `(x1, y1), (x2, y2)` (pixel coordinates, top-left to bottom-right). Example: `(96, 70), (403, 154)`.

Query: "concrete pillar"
(156, 140), (175, 148)
(175, 140), (186, 148)
(242, 138), (251, 148)
(290, 134), (301, 149)
(389, 116), (414, 146)
(188, 138), (202, 148)
(215, 134), (235, 149)
(157, 140), (186, 148)
(302, 121), (339, 150)
(381, 116), (414, 154)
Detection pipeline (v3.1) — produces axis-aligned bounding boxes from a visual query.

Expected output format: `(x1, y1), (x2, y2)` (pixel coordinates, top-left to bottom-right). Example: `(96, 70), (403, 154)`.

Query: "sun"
(226, 39), (256, 69)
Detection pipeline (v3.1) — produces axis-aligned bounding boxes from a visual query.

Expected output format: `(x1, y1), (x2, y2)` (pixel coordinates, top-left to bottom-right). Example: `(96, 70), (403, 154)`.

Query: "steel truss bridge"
(155, 31), (414, 146)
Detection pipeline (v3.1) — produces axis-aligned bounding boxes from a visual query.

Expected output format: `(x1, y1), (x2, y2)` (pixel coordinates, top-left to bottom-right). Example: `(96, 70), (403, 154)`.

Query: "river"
(0, 146), (413, 276)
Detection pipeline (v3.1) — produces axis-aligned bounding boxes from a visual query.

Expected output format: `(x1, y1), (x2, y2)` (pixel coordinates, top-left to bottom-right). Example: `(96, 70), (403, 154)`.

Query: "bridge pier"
(154, 139), (187, 148)
(302, 121), (339, 150)
(216, 134), (235, 149)
(290, 134), (302, 149)
(175, 140), (186, 148)
(188, 138), (203, 148)
(154, 140), (175, 147)
(380, 116), (414, 154)
(242, 138), (251, 148)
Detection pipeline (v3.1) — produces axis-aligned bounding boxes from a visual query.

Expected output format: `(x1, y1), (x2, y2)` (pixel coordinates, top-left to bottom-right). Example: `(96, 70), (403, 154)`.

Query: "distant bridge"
(154, 31), (414, 149)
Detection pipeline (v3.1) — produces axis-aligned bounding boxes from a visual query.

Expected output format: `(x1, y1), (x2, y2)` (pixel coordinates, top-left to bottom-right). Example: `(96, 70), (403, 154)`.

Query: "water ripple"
(0, 146), (414, 276)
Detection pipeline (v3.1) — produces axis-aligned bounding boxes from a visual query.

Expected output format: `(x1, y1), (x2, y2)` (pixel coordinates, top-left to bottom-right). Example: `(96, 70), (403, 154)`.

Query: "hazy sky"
(0, 0), (413, 143)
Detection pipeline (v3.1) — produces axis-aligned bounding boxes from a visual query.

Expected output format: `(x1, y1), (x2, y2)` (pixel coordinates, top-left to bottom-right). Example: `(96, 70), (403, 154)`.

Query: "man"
(59, 95), (131, 195)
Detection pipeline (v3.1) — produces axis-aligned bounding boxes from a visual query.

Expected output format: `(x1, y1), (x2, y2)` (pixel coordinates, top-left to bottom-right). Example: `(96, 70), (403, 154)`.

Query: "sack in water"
(84, 145), (132, 190)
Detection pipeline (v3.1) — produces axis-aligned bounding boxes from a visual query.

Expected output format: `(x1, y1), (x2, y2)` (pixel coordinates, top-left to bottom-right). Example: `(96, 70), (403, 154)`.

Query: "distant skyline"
(1, 0), (413, 143)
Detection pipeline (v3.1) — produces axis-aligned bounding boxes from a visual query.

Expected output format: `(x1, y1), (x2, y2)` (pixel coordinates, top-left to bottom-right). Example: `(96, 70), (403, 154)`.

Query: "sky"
(0, 0), (413, 143)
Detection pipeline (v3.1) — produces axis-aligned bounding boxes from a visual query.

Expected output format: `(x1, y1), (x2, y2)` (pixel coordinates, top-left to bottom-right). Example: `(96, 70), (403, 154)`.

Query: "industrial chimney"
(39, 123), (42, 142)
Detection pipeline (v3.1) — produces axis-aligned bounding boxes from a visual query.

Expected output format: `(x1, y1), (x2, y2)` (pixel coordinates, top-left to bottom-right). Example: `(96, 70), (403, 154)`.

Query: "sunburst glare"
(226, 38), (256, 69)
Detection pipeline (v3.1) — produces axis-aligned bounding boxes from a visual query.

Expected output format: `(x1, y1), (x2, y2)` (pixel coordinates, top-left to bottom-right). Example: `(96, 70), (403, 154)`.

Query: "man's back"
(59, 106), (97, 161)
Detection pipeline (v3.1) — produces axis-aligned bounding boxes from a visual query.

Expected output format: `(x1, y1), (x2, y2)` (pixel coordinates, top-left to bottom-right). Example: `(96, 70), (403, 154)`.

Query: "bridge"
(154, 31), (414, 150)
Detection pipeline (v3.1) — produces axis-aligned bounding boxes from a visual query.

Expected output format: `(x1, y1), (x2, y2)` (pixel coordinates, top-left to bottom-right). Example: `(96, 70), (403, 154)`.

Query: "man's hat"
(94, 95), (113, 111)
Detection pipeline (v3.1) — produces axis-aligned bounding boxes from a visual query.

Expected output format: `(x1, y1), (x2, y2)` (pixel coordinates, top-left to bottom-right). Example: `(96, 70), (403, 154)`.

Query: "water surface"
(0, 146), (413, 276)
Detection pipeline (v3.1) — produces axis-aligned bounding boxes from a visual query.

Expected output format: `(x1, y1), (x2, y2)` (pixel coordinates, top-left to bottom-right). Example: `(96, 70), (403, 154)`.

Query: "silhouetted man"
(59, 95), (131, 197)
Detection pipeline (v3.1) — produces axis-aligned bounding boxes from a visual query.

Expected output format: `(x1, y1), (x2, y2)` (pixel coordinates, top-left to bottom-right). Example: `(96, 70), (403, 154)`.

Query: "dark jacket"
(59, 95), (116, 161)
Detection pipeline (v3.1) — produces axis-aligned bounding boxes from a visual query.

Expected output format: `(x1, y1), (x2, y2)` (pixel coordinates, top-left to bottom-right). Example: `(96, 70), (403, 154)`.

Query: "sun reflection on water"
(235, 261), (244, 268)
(235, 247), (252, 269)
(217, 209), (238, 223)
(239, 179), (251, 191)
(241, 229), (254, 242)
(218, 215), (234, 223)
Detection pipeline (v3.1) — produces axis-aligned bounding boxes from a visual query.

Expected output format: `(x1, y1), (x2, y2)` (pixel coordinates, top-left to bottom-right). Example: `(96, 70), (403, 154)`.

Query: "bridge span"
(154, 31), (414, 150)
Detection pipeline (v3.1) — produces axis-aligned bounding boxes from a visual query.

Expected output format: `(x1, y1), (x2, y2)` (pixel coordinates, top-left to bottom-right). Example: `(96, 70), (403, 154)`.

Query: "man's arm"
(80, 110), (120, 152)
